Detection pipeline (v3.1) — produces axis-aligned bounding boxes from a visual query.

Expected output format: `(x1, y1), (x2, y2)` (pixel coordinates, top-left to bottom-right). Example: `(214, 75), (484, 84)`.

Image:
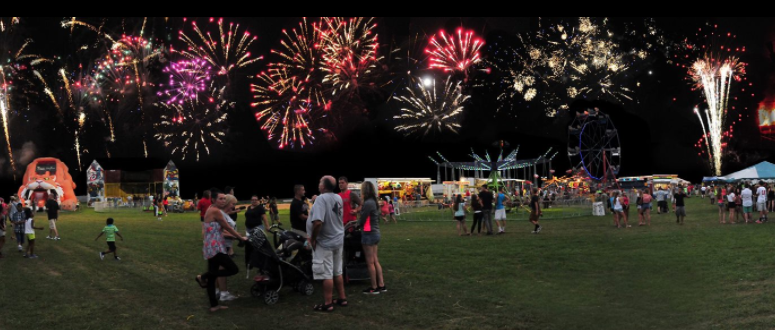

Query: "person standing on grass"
(197, 191), (212, 222)
(7, 197), (17, 239)
(12, 203), (25, 252)
(674, 188), (687, 225)
(470, 194), (483, 235)
(452, 194), (470, 237)
(768, 186), (775, 213)
(701, 185), (707, 199)
(655, 188), (666, 214)
(23, 208), (43, 259)
(45, 194), (60, 240)
(269, 198), (280, 225)
(213, 194), (240, 302)
(194, 192), (247, 313)
(357, 181), (386, 295)
(95, 218), (124, 261)
(609, 192), (620, 228)
(0, 200), (5, 258)
(338, 177), (362, 229)
(290, 185), (309, 233)
(621, 192), (630, 225)
(636, 191), (645, 226)
(734, 188), (743, 223)
(388, 200), (397, 224)
(380, 198), (390, 224)
(244, 195), (268, 271)
(479, 186), (494, 236)
(756, 183), (768, 223)
(224, 187), (240, 224)
(308, 176), (347, 312)
(529, 188), (543, 234)
(726, 188), (736, 224)
(494, 188), (511, 234)
(641, 190), (653, 226)
(614, 192), (629, 228)
(741, 186), (754, 224)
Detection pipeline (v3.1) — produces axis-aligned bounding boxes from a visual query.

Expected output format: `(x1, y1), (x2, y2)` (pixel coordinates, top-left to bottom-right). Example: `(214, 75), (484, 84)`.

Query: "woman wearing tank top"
(453, 195), (470, 236)
(195, 193), (246, 312)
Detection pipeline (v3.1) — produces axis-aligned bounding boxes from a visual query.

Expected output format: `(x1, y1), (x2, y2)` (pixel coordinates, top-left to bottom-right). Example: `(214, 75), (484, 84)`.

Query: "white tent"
(720, 161), (775, 181)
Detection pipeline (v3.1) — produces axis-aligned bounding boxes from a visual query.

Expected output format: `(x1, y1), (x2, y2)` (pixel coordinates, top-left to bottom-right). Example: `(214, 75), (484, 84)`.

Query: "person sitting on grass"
(95, 218), (124, 261)
(23, 208), (44, 259)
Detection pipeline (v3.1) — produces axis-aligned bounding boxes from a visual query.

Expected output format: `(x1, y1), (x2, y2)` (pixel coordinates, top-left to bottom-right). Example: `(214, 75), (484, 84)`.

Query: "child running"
(95, 218), (124, 261)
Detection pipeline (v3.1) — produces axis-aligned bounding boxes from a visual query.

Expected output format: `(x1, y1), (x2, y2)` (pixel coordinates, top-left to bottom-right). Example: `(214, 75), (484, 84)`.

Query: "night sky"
(2, 17), (774, 200)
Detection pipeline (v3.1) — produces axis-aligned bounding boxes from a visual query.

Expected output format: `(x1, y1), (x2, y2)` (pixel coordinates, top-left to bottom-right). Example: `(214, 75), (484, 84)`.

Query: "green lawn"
(2, 198), (774, 329)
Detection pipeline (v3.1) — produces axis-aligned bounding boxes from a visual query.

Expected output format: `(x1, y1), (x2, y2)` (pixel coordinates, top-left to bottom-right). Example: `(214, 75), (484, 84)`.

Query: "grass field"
(2, 197), (775, 330)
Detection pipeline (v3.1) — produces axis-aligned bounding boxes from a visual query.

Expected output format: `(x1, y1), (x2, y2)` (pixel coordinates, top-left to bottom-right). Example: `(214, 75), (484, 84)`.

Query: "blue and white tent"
(720, 161), (775, 181)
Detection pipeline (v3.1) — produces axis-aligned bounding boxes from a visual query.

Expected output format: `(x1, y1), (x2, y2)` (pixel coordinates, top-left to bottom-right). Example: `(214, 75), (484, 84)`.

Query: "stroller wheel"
(250, 283), (264, 298)
(297, 280), (314, 296)
(264, 290), (279, 305)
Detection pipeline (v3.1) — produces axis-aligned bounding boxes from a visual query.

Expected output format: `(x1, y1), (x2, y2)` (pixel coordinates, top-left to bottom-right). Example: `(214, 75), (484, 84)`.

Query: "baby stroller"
(247, 227), (314, 305)
(342, 222), (370, 283)
(268, 224), (312, 276)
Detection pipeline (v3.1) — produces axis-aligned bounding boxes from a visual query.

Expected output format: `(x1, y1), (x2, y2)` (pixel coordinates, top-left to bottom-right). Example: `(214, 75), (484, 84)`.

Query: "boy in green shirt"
(95, 218), (124, 261)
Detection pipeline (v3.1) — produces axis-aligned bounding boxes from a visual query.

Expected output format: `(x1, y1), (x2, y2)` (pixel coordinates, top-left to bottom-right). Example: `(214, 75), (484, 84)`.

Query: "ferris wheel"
(567, 109), (621, 182)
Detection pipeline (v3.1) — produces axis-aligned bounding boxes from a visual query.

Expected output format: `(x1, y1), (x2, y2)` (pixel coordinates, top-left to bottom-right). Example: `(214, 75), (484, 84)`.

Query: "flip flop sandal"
(313, 303), (334, 312)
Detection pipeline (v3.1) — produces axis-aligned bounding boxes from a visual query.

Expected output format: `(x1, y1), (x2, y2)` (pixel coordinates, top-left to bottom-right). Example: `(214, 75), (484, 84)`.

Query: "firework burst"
(252, 68), (324, 149)
(154, 84), (230, 161)
(426, 28), (484, 76)
(158, 58), (212, 105)
(319, 17), (381, 97)
(394, 76), (469, 136)
(178, 17), (262, 77)
(491, 17), (663, 117)
(252, 18), (331, 150)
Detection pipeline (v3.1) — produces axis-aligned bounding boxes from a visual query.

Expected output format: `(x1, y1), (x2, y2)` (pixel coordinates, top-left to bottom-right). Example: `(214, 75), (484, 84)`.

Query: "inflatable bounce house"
(18, 158), (78, 211)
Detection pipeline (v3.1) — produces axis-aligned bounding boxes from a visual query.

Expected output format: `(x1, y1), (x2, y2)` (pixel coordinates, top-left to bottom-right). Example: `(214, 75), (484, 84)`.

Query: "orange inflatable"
(18, 158), (78, 211)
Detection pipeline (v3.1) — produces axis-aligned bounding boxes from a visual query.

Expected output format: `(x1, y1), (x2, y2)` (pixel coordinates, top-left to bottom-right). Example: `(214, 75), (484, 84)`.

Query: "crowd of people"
(0, 194), (64, 259)
(702, 182), (772, 224)
(447, 186), (544, 236)
(191, 176), (386, 313)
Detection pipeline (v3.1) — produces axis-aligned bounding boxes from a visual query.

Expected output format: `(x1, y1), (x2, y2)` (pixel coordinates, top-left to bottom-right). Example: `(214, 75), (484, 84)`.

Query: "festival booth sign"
(650, 174), (679, 191)
(164, 161), (180, 198)
(87, 160), (105, 204)
(618, 176), (651, 190)
(367, 178), (434, 200)
(759, 100), (775, 137)
(18, 158), (78, 211)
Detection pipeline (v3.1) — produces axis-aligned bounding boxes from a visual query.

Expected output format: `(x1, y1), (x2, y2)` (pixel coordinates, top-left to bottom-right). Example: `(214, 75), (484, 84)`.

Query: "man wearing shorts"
(674, 188), (687, 224)
(529, 188), (542, 234)
(756, 183), (768, 223)
(741, 186), (753, 224)
(45, 194), (60, 240)
(308, 176), (346, 312)
(494, 188), (511, 235)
